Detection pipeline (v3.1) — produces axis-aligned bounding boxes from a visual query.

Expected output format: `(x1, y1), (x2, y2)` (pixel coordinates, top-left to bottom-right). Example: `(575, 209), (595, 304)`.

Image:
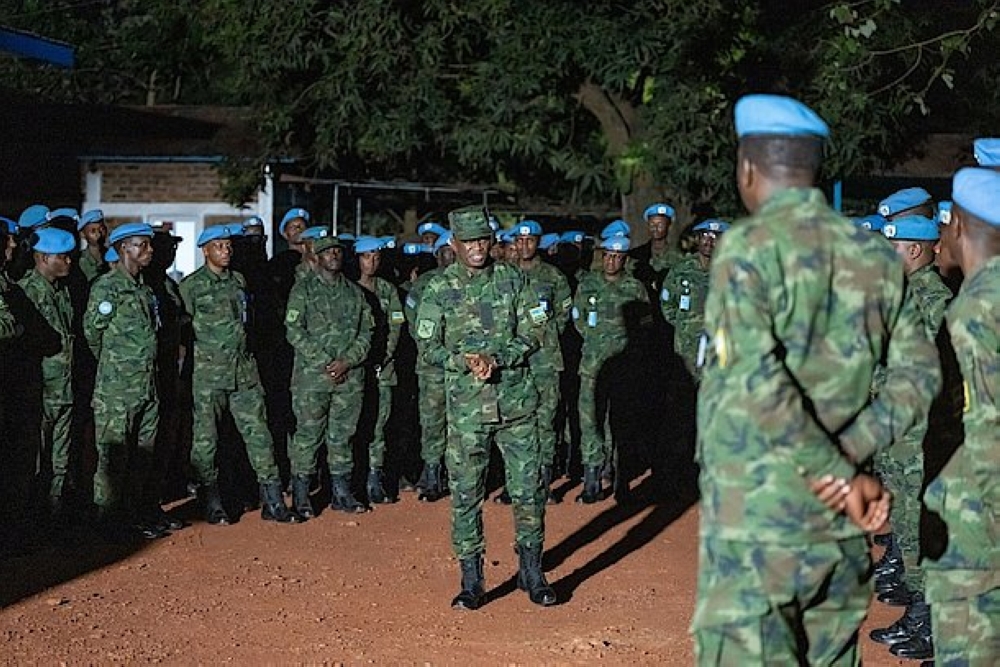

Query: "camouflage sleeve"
(83, 278), (112, 359)
(0, 292), (16, 340)
(284, 280), (327, 364)
(552, 270), (573, 336)
(384, 283), (404, 363)
(707, 246), (857, 482)
(660, 269), (679, 326)
(415, 278), (465, 373)
(571, 278), (592, 338)
(178, 276), (198, 339)
(838, 289), (941, 463)
(341, 292), (373, 368)
(494, 277), (541, 369)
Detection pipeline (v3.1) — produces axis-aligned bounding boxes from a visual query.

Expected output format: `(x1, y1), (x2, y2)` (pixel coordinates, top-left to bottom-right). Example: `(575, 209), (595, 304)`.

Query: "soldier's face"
(421, 232), (439, 247)
(42, 252), (72, 278)
(203, 239), (232, 269)
(603, 250), (627, 276)
(437, 245), (456, 268)
(698, 231), (718, 259)
(647, 215), (670, 240)
(81, 222), (106, 246)
(121, 236), (153, 268)
(283, 217), (307, 243)
(515, 235), (539, 261)
(3, 235), (14, 263)
(358, 250), (381, 277)
(453, 236), (492, 269)
(318, 246), (343, 273)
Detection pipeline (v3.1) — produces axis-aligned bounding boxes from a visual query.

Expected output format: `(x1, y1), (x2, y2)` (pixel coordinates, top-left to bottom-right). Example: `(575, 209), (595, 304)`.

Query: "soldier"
(418, 221), (447, 248)
(354, 235), (405, 504)
(179, 226), (300, 525)
(295, 225), (331, 282)
(0, 217), (20, 339)
(415, 206), (555, 610)
(84, 222), (167, 540)
(691, 94), (940, 664)
(510, 220), (572, 503)
(77, 210), (108, 283)
(922, 167), (1000, 665)
(286, 235), (374, 516)
(878, 186), (935, 221)
(660, 219), (729, 381)
(16, 228), (76, 517)
(572, 233), (649, 503)
(867, 215), (953, 659)
(632, 203), (684, 294)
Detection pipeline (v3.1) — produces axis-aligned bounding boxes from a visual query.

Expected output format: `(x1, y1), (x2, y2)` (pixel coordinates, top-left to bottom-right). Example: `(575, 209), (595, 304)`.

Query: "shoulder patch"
(390, 311), (405, 325)
(286, 309), (300, 323)
(405, 295), (417, 309)
(561, 296), (573, 311)
(529, 305), (548, 325)
(416, 319), (435, 339)
(98, 301), (114, 316)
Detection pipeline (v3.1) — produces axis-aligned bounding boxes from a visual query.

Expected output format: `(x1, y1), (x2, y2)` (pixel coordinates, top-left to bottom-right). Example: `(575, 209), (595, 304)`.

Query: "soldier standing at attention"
(0, 218), (18, 340)
(179, 226), (301, 525)
(922, 167), (1000, 665)
(84, 222), (167, 540)
(286, 235), (373, 516)
(354, 235), (405, 504)
(691, 94), (940, 664)
(77, 210), (108, 283)
(415, 206), (555, 610)
(17, 228), (76, 517)
(632, 203), (684, 294)
(572, 232), (649, 504)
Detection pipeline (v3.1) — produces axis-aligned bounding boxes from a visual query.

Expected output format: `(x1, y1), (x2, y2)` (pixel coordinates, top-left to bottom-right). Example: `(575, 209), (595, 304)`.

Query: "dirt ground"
(0, 475), (916, 665)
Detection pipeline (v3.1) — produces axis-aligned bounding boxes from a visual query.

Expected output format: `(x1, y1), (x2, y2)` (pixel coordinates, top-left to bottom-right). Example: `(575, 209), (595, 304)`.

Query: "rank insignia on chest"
(529, 305), (548, 325)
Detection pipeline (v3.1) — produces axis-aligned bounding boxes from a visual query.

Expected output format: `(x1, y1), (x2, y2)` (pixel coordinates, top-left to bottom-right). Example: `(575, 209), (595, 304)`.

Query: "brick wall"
(100, 163), (223, 203)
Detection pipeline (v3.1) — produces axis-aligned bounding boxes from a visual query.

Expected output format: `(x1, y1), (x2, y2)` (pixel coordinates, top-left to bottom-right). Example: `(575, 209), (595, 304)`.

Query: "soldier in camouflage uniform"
(84, 223), (166, 540)
(922, 167), (1000, 666)
(692, 95), (940, 665)
(660, 219), (728, 382)
(572, 234), (649, 504)
(631, 203), (685, 294)
(415, 206), (554, 610)
(286, 235), (374, 515)
(17, 228), (76, 516)
(180, 226), (300, 526)
(77, 210), (108, 284)
(868, 215), (953, 659)
(355, 236), (405, 504)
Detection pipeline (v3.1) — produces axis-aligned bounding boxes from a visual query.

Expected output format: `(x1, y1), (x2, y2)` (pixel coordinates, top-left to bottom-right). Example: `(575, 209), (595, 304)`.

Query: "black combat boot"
(889, 594), (934, 660)
(329, 474), (367, 513)
(575, 465), (602, 504)
(200, 482), (230, 525)
(291, 474), (314, 520)
(260, 481), (302, 523)
(871, 592), (931, 645)
(366, 468), (396, 505)
(516, 544), (557, 606)
(418, 462), (444, 503)
(541, 465), (560, 504)
(451, 554), (486, 610)
(874, 535), (905, 593)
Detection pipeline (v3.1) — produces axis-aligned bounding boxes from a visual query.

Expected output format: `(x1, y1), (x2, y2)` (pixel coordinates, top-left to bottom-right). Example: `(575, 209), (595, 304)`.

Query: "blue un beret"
(734, 94), (829, 139)
(952, 167), (1000, 227)
(19, 204), (50, 230)
(47, 207), (79, 224)
(878, 187), (932, 217)
(31, 227), (76, 254)
(512, 220), (543, 237)
(378, 235), (397, 250)
(104, 247), (119, 263)
(243, 215), (265, 230)
(197, 225), (235, 247)
(280, 208), (310, 235)
(643, 203), (675, 221)
(560, 230), (586, 244)
(433, 231), (453, 253)
(600, 219), (630, 239)
(973, 138), (1000, 167)
(337, 233), (356, 244)
(418, 222), (448, 237)
(882, 215), (939, 242)
(354, 236), (382, 253)
(402, 242), (431, 256)
(539, 233), (560, 251)
(601, 236), (631, 252)
(78, 209), (105, 231)
(299, 226), (330, 241)
(109, 222), (154, 245)
(0, 217), (18, 235)
(937, 201), (952, 226)
(853, 214), (888, 232)
(692, 219), (730, 233)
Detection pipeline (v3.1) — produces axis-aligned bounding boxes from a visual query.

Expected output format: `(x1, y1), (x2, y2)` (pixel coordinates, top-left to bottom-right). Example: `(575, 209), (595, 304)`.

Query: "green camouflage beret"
(313, 235), (344, 254)
(447, 206), (493, 241)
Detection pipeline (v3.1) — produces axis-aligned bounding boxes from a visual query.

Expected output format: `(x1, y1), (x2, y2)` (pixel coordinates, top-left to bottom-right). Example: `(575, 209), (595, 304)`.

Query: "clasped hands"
(464, 353), (498, 381)
(810, 473), (892, 532)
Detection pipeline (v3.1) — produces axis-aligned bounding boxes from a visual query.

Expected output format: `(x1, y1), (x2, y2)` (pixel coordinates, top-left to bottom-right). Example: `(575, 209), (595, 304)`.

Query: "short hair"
(739, 135), (823, 179)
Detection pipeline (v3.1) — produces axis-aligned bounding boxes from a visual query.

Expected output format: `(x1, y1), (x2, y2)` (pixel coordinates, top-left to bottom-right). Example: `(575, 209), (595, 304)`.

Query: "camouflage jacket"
(84, 267), (159, 397)
(404, 267), (443, 373)
(572, 270), (649, 377)
(660, 253), (710, 377)
(359, 275), (405, 385)
(631, 241), (684, 294)
(0, 271), (18, 341)
(698, 187), (940, 543)
(415, 261), (541, 424)
(18, 269), (74, 401)
(179, 266), (259, 392)
(78, 249), (107, 284)
(285, 270), (373, 390)
(924, 255), (1000, 577)
(520, 259), (572, 374)
(908, 262), (953, 341)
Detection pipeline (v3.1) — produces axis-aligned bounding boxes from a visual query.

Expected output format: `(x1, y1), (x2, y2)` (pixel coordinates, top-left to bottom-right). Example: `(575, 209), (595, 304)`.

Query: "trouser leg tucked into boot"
(291, 473), (314, 520)
(418, 462), (444, 503)
(451, 554), (485, 610)
(575, 465), (602, 504)
(329, 474), (367, 514)
(200, 482), (230, 525)
(516, 544), (557, 606)
(260, 480), (301, 523)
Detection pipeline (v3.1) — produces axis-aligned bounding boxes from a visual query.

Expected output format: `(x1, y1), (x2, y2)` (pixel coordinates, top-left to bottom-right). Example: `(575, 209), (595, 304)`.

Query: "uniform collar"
(757, 187), (826, 216)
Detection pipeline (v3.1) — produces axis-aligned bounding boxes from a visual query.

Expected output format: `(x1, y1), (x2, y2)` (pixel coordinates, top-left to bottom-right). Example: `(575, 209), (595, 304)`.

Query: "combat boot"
(329, 474), (367, 514)
(366, 468), (396, 505)
(542, 465), (560, 504)
(516, 544), (557, 606)
(200, 482), (230, 526)
(291, 474), (314, 520)
(874, 531), (893, 547)
(887, 593), (933, 659)
(575, 465), (602, 504)
(871, 592), (931, 645)
(260, 481), (302, 523)
(451, 554), (486, 610)
(418, 462), (444, 503)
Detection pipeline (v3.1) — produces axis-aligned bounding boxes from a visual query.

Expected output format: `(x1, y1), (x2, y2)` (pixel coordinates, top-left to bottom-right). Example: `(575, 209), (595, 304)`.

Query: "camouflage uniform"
(0, 277), (15, 340)
(415, 260), (545, 559)
(359, 276), (405, 469)
(286, 270), (373, 478)
(404, 268), (447, 467)
(18, 269), (74, 503)
(179, 266), (281, 485)
(78, 250), (106, 284)
(924, 255), (1000, 666)
(631, 242), (684, 295)
(660, 253), (710, 381)
(84, 268), (160, 516)
(692, 188), (940, 664)
(571, 269), (649, 469)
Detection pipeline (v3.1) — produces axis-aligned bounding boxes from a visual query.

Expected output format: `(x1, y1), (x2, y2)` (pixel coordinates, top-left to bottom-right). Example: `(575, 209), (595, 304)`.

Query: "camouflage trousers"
(190, 383), (279, 485)
(926, 571), (1000, 667)
(881, 431), (926, 592)
(289, 383), (363, 477)
(417, 366), (446, 464)
(578, 372), (611, 468)
(369, 381), (393, 469)
(446, 413), (545, 559)
(692, 535), (870, 666)
(39, 398), (73, 499)
(534, 369), (560, 466)
(92, 390), (159, 514)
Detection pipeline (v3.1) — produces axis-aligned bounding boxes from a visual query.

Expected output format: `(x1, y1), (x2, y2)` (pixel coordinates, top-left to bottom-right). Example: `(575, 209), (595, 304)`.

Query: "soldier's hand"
(844, 474), (891, 533)
(464, 353), (496, 380)
(809, 475), (851, 513)
(326, 359), (350, 383)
